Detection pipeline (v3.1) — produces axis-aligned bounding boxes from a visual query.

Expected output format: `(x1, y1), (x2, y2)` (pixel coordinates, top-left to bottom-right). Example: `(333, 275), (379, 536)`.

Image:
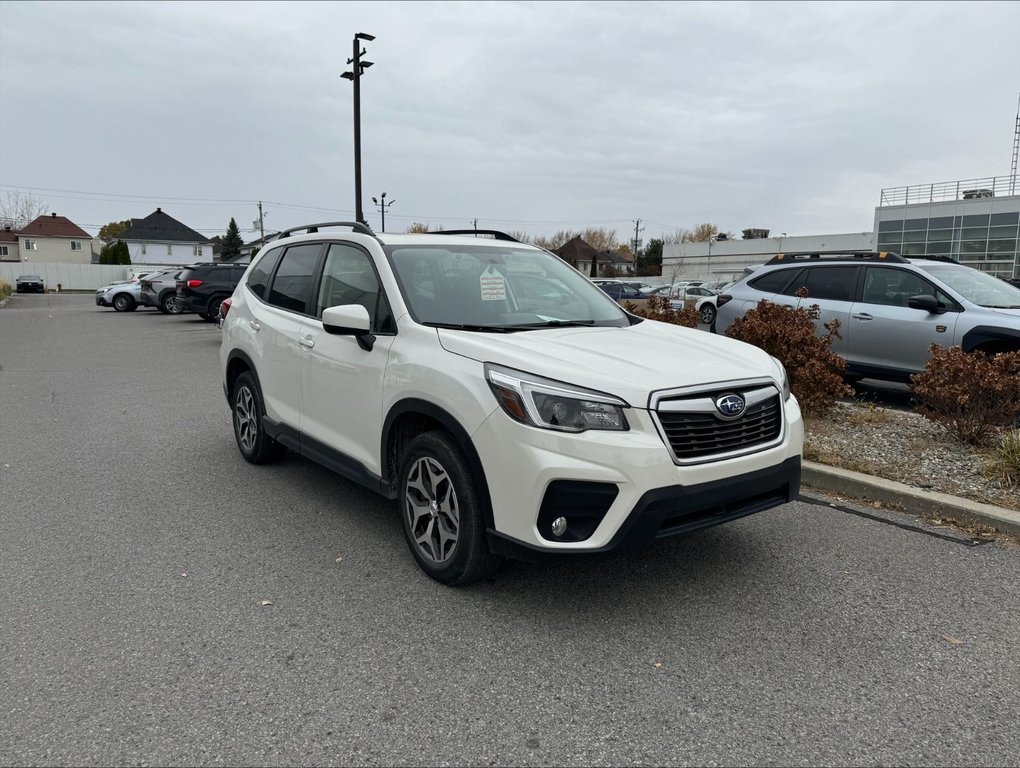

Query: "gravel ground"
(805, 402), (1019, 511)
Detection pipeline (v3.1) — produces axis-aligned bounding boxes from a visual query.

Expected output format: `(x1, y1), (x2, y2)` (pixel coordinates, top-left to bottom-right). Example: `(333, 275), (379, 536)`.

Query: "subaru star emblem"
(715, 393), (746, 420)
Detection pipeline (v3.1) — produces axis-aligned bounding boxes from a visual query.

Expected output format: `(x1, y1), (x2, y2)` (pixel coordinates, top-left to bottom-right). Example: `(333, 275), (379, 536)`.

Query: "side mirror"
(322, 304), (375, 350)
(907, 294), (943, 314)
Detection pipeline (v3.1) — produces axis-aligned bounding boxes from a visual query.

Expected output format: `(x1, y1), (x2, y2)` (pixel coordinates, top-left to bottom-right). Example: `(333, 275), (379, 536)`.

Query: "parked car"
(15, 274), (45, 293)
(176, 263), (247, 320)
(596, 281), (649, 307)
(139, 269), (186, 314)
(95, 281), (148, 312)
(715, 251), (1020, 383)
(221, 223), (802, 585)
(645, 284), (720, 324)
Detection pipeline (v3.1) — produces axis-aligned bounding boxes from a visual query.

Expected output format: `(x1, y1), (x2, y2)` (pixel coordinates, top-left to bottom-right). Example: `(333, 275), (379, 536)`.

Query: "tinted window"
(786, 266), (857, 302)
(749, 268), (800, 294)
(267, 244), (321, 313)
(246, 247), (283, 300)
(878, 219), (903, 233)
(316, 243), (394, 333)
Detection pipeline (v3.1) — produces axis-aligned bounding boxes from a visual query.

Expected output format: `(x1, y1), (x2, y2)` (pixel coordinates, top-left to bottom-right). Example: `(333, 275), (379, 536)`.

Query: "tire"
(699, 304), (716, 325)
(161, 293), (182, 314)
(207, 296), (225, 322)
(112, 293), (135, 312)
(398, 431), (503, 586)
(231, 372), (286, 464)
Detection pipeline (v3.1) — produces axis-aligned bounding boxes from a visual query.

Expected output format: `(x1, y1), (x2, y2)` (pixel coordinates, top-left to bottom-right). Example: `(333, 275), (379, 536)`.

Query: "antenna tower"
(1011, 91), (1019, 196)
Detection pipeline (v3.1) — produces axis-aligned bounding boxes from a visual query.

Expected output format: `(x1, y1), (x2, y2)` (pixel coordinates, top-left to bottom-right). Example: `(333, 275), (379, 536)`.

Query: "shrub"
(910, 345), (1020, 445)
(985, 430), (1020, 487)
(0, 279), (11, 301)
(625, 295), (698, 328)
(723, 291), (852, 415)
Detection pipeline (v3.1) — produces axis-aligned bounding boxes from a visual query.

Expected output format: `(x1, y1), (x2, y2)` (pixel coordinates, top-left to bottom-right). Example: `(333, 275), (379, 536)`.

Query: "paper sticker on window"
(480, 266), (506, 301)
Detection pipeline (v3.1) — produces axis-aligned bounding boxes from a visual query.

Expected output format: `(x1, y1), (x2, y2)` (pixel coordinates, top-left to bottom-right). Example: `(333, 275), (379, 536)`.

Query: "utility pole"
(341, 33), (376, 226)
(472, 218), (478, 232)
(372, 192), (395, 232)
(632, 218), (645, 264)
(258, 201), (264, 243)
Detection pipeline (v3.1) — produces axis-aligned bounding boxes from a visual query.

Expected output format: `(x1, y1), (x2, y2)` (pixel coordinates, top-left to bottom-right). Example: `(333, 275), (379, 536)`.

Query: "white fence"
(0, 263), (133, 291)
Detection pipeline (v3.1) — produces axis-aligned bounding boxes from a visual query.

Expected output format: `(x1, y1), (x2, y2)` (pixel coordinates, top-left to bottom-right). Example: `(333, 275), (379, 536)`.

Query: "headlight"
(771, 356), (791, 401)
(485, 364), (629, 432)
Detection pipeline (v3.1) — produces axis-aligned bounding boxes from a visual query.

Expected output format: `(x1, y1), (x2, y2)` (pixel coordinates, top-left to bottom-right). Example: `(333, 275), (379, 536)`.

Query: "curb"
(802, 460), (1020, 537)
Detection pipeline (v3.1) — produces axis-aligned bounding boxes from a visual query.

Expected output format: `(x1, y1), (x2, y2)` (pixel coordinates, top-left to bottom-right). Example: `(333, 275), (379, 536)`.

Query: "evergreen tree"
(222, 217), (244, 259)
(114, 240), (131, 265)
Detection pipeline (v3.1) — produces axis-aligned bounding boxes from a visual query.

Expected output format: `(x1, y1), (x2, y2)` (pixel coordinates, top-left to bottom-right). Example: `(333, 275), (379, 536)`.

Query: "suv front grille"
(654, 384), (782, 463)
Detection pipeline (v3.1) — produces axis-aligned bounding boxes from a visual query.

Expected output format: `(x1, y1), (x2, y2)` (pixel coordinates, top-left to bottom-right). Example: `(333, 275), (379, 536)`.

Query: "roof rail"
(430, 229), (520, 242)
(903, 254), (962, 265)
(272, 221), (380, 243)
(765, 251), (909, 265)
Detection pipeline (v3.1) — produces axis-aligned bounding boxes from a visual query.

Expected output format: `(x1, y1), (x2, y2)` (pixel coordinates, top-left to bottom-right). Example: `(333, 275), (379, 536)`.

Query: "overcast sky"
(1, 1), (1018, 245)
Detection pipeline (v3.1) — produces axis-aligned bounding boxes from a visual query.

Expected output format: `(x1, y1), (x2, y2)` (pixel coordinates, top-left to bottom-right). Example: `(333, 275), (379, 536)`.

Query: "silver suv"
(715, 252), (1020, 383)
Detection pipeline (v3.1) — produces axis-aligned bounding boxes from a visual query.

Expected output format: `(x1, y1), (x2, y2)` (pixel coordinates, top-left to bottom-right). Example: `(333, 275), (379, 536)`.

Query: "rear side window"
(785, 266), (858, 302)
(246, 248), (284, 300)
(267, 244), (322, 313)
(749, 268), (800, 294)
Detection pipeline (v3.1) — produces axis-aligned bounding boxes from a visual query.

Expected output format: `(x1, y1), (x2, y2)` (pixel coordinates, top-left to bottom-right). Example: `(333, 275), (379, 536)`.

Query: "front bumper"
(17, 285), (44, 293)
(95, 296), (110, 306)
(473, 399), (803, 554)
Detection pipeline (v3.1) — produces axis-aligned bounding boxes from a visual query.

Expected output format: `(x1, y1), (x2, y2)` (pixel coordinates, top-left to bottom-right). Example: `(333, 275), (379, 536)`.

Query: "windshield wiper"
(510, 320), (599, 328)
(423, 322), (521, 333)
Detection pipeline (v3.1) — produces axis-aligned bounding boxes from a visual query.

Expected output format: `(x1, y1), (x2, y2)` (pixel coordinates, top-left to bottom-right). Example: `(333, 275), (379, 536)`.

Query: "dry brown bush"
(723, 291), (852, 415)
(625, 295), (698, 328)
(910, 345), (1020, 445)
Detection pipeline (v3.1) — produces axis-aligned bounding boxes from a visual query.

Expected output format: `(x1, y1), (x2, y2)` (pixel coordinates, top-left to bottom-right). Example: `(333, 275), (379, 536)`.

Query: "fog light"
(551, 517), (568, 537)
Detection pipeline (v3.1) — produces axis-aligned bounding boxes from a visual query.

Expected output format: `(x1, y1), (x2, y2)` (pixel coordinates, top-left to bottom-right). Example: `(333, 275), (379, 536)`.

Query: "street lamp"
(341, 32), (375, 226)
(372, 192), (396, 233)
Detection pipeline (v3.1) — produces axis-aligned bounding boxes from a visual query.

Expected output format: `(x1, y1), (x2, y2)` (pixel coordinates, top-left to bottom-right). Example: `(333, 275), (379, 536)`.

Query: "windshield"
(917, 264), (1020, 308)
(385, 244), (631, 330)
(18, 275), (42, 280)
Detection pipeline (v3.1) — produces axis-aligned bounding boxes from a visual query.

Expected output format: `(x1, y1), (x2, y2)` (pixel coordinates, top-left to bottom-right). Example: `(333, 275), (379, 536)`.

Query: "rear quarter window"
(246, 248), (284, 300)
(749, 268), (801, 294)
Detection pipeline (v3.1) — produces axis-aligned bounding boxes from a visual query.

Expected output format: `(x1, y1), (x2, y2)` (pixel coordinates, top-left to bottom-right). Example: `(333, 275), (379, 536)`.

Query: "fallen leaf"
(942, 634), (963, 645)
(180, 572), (187, 578)
(335, 557), (343, 563)
(260, 600), (273, 607)
(654, 662), (662, 668)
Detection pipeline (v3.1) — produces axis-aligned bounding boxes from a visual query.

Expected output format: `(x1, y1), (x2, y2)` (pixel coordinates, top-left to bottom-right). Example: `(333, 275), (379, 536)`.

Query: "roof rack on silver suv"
(766, 251), (909, 265)
(431, 229), (520, 242)
(272, 221), (381, 243)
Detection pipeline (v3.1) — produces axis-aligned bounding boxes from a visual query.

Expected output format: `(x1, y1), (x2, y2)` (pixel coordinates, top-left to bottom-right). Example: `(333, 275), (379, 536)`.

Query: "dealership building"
(662, 174), (1020, 283)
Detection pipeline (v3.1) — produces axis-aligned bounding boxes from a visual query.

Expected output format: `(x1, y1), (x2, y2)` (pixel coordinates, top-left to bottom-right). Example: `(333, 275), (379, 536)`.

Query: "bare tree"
(662, 228), (694, 244)
(0, 191), (49, 229)
(406, 222), (437, 233)
(505, 229), (532, 243)
(688, 223), (720, 243)
(580, 227), (619, 252)
(533, 229), (579, 251)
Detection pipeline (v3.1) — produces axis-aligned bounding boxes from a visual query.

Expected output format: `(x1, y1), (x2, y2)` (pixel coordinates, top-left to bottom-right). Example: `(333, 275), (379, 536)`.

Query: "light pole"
(372, 192), (395, 233)
(341, 32), (375, 226)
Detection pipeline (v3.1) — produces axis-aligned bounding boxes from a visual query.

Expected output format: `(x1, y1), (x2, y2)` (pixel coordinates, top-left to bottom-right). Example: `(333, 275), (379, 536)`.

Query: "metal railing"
(879, 175), (1018, 206)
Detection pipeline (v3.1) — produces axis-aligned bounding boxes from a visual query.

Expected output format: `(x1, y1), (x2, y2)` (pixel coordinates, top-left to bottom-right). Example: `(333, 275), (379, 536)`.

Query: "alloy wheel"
(404, 456), (460, 564)
(234, 385), (258, 454)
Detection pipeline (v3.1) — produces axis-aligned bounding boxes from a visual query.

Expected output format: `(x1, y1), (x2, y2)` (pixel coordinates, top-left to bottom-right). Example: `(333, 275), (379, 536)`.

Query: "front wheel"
(232, 372), (286, 464)
(398, 431), (503, 586)
(699, 304), (716, 325)
(112, 294), (135, 312)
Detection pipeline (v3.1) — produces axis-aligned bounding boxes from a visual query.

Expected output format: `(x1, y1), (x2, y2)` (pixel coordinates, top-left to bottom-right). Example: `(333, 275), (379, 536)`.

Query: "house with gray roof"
(113, 208), (214, 266)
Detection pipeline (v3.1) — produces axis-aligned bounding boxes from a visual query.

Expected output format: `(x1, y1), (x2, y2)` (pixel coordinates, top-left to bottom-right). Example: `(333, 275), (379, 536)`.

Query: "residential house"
(12, 213), (96, 264)
(0, 226), (19, 261)
(114, 208), (214, 266)
(554, 236), (634, 276)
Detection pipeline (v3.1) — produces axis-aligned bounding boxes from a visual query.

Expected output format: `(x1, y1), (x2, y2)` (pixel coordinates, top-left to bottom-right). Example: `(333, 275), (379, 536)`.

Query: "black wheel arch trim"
(381, 398), (494, 527)
(224, 349), (261, 404)
(961, 326), (1020, 353)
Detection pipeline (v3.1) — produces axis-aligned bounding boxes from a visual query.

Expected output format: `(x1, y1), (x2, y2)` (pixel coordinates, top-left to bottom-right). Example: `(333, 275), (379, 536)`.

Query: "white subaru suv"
(220, 223), (803, 585)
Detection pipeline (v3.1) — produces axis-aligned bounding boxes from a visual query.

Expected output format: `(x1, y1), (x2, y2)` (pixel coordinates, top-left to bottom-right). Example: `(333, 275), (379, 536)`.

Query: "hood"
(438, 320), (780, 407)
(985, 307), (1020, 320)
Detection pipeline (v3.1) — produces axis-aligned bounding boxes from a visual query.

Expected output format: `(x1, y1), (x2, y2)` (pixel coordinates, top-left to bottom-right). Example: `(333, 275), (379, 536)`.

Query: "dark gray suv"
(715, 252), (1020, 383)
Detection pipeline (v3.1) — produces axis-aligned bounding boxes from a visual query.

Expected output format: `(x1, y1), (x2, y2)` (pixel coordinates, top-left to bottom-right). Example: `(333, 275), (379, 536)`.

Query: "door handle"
(248, 320), (261, 331)
(851, 313), (873, 321)
(299, 336), (315, 349)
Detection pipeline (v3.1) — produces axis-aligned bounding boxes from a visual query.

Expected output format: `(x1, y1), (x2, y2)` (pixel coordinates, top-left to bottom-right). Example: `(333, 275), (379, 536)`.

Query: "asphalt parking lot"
(2, 293), (1019, 767)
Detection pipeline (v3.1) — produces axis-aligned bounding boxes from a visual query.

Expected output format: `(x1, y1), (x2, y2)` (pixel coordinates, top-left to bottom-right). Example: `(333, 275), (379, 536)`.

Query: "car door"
(248, 242), (324, 429)
(778, 265), (859, 358)
(846, 266), (961, 376)
(297, 242), (396, 476)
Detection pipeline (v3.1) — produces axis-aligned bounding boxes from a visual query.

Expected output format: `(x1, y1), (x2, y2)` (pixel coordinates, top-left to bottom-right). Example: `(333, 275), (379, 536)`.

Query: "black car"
(176, 263), (246, 320)
(15, 274), (45, 293)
